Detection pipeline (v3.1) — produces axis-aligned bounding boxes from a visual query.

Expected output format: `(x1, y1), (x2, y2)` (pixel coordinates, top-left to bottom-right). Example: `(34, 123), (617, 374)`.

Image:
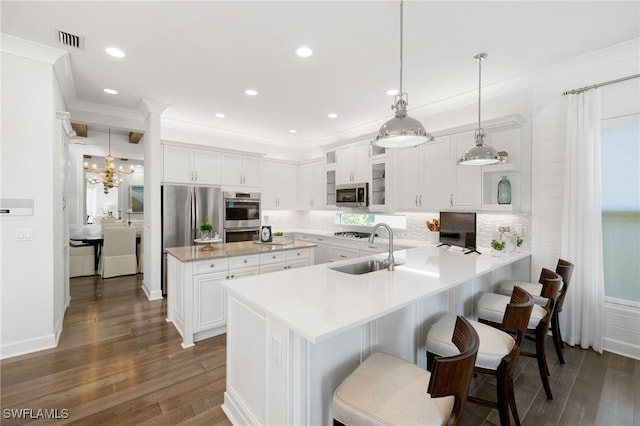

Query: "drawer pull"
(243, 259), (248, 263)
(210, 264), (215, 268)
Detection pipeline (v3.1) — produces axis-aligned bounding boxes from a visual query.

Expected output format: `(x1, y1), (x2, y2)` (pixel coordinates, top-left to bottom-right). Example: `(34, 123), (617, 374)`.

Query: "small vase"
(491, 249), (503, 257)
(200, 230), (211, 240)
(497, 176), (511, 205)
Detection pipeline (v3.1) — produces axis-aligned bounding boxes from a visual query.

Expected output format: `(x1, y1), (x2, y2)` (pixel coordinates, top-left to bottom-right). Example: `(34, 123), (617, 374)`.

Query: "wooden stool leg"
(508, 375), (521, 426)
(496, 372), (512, 426)
(536, 328), (553, 400)
(551, 311), (566, 364)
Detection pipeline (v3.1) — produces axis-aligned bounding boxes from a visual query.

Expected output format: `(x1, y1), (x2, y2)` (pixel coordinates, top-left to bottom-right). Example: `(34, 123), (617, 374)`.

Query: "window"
(337, 213), (406, 229)
(601, 117), (640, 304)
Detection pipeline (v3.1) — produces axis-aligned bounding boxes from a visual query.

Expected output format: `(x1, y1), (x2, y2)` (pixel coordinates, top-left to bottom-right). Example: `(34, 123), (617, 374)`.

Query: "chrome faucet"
(369, 223), (395, 271)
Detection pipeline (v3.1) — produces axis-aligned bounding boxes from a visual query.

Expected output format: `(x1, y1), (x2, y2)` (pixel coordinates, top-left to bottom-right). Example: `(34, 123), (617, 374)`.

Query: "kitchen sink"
(329, 259), (403, 275)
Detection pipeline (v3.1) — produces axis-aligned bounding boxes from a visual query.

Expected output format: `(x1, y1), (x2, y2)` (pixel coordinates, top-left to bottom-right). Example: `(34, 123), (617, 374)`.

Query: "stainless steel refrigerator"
(161, 184), (222, 295)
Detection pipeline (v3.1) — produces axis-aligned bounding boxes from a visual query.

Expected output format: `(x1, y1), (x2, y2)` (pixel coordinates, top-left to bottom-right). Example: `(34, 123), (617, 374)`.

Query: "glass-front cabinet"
(369, 160), (389, 210)
(325, 168), (336, 207)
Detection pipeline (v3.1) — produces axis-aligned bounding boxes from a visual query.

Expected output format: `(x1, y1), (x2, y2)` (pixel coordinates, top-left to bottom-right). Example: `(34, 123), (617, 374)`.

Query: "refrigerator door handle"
(191, 188), (197, 241)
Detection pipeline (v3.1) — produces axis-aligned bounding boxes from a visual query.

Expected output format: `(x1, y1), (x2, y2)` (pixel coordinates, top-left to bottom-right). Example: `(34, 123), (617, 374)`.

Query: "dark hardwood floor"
(1, 274), (638, 425)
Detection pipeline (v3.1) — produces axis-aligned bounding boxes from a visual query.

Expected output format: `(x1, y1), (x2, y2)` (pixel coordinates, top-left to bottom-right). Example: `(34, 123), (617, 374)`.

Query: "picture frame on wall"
(130, 185), (144, 212)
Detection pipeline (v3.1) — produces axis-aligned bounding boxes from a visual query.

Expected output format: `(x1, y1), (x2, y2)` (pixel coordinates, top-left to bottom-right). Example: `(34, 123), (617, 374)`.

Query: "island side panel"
(224, 294), (268, 425)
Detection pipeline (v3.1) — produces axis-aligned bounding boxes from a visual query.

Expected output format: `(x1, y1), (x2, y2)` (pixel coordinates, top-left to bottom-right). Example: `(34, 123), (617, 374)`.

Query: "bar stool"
(333, 316), (479, 426)
(477, 268), (563, 400)
(496, 259), (575, 364)
(426, 287), (534, 426)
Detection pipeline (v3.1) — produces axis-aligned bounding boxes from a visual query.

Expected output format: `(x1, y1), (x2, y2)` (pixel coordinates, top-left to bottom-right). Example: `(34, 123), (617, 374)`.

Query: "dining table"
(70, 228), (141, 271)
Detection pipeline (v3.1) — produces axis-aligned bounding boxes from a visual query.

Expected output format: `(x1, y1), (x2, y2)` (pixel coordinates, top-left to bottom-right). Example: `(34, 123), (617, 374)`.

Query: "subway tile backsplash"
(262, 210), (531, 251)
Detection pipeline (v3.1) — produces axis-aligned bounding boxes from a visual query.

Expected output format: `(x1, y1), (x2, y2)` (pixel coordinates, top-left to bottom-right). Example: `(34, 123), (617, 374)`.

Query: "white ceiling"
(2, 1), (639, 150)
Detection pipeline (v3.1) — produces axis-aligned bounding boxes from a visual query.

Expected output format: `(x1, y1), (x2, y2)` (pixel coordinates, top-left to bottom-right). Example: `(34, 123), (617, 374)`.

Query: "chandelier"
(84, 129), (134, 194)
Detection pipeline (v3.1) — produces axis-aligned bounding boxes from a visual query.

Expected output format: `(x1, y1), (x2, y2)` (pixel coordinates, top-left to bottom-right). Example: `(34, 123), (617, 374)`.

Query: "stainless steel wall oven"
(223, 191), (261, 242)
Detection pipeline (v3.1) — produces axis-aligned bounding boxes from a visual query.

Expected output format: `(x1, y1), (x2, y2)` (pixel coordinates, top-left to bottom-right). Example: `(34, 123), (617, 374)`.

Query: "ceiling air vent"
(55, 29), (84, 50)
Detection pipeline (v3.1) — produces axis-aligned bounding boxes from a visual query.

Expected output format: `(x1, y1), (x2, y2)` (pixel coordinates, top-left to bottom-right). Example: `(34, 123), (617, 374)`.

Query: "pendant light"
(372, 0), (432, 148)
(458, 53), (501, 165)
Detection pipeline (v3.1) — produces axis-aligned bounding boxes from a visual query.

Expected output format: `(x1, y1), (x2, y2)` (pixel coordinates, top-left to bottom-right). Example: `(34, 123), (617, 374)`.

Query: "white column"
(140, 99), (169, 300)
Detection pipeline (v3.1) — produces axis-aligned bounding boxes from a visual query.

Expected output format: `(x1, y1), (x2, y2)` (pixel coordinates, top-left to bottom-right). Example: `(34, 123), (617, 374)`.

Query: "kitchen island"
(221, 244), (530, 426)
(166, 240), (316, 348)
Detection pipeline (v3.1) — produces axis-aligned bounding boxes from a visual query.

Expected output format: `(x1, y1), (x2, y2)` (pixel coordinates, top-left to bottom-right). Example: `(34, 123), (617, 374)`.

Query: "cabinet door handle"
(415, 195), (419, 207)
(339, 254), (347, 258)
(243, 259), (248, 263)
(419, 195), (422, 207)
(194, 171), (198, 181)
(450, 193), (454, 207)
(210, 264), (216, 268)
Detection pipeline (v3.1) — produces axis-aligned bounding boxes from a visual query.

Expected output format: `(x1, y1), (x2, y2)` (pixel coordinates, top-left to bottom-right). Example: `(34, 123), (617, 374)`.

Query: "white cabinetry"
(193, 270), (227, 333)
(262, 160), (298, 210)
(392, 116), (527, 212)
(394, 135), (452, 211)
(192, 258), (229, 334)
(259, 248), (311, 274)
(298, 160), (324, 210)
(163, 145), (221, 184)
(168, 246), (315, 348)
(336, 141), (369, 184)
(221, 152), (261, 188)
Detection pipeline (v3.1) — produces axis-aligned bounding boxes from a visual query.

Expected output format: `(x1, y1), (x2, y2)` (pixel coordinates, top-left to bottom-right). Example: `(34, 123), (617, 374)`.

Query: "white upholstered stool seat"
(334, 316), (479, 426)
(426, 314), (513, 371)
(498, 280), (546, 305)
(333, 352), (454, 426)
(477, 293), (546, 330)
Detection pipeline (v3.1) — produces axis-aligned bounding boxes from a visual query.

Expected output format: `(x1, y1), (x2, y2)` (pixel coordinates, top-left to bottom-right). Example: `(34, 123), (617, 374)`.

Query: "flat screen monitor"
(438, 211), (478, 253)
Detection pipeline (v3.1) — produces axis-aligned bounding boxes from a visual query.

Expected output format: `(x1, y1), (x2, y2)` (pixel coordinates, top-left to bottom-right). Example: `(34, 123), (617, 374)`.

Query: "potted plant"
(199, 221), (213, 240)
(517, 236), (523, 251)
(491, 239), (506, 256)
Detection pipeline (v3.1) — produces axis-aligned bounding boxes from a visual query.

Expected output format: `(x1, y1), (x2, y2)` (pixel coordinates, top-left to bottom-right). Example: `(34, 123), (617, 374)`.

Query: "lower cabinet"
(260, 248), (311, 274)
(168, 248), (313, 348)
(194, 271), (227, 333)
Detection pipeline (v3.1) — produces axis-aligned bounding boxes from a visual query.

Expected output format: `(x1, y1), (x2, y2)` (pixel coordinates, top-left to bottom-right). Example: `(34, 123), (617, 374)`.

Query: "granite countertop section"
(166, 240), (317, 262)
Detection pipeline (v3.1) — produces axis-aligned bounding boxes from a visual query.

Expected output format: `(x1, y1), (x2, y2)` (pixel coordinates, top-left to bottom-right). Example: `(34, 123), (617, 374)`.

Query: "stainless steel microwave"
(336, 183), (369, 207)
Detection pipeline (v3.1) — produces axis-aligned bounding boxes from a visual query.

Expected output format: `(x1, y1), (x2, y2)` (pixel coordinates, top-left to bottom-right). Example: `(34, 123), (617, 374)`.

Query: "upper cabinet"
(393, 115), (527, 212)
(261, 160), (298, 210)
(335, 141), (369, 184)
(163, 145), (221, 185)
(394, 135), (452, 211)
(221, 152), (261, 188)
(299, 160), (324, 210)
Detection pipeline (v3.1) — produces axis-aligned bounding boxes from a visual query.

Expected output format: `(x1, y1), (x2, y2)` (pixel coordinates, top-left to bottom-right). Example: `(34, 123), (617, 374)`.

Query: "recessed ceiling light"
(105, 47), (126, 58)
(214, 113), (225, 118)
(104, 88), (118, 95)
(328, 113), (338, 119)
(245, 89), (258, 96)
(386, 89), (399, 96)
(296, 46), (313, 58)
(289, 129), (297, 133)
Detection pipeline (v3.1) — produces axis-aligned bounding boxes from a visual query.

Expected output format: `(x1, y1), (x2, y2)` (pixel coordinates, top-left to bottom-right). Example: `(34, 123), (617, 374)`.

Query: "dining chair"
(476, 268), (563, 400)
(100, 220), (125, 236)
(426, 286), (534, 426)
(332, 316), (479, 426)
(69, 241), (95, 277)
(136, 226), (144, 274)
(496, 259), (575, 364)
(98, 226), (138, 278)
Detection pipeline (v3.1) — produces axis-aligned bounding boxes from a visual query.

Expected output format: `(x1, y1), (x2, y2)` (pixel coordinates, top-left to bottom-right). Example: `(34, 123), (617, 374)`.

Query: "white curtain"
(561, 89), (605, 353)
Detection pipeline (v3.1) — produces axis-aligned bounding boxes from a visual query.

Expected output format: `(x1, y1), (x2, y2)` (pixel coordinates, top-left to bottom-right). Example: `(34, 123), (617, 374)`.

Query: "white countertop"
(224, 245), (530, 344)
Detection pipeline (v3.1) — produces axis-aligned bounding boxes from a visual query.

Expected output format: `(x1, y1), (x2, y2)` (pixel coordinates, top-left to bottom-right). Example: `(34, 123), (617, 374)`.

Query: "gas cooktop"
(333, 231), (372, 239)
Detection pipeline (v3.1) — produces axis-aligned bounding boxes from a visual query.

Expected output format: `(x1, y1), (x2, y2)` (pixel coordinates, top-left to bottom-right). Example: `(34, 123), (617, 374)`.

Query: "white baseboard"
(604, 301), (640, 360)
(0, 334), (57, 360)
(141, 279), (163, 300)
